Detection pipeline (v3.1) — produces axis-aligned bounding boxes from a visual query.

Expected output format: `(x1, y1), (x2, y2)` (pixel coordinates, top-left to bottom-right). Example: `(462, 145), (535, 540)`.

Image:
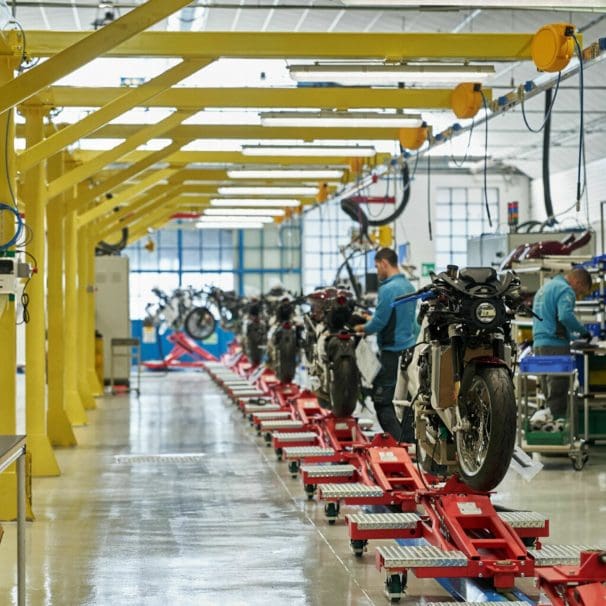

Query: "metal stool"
(110, 337), (141, 396)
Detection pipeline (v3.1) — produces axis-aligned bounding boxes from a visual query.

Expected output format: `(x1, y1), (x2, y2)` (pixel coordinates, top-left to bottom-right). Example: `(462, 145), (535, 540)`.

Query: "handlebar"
(391, 287), (435, 308)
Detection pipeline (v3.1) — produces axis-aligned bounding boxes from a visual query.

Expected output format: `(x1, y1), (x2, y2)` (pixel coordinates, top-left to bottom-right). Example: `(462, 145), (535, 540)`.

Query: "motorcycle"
(265, 289), (302, 384)
(304, 287), (365, 417)
(243, 297), (267, 366)
(393, 265), (524, 492)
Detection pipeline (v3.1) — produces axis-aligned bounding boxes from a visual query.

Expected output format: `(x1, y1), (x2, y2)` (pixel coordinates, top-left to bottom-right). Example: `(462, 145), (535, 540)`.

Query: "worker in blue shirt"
(532, 268), (593, 423)
(354, 248), (417, 441)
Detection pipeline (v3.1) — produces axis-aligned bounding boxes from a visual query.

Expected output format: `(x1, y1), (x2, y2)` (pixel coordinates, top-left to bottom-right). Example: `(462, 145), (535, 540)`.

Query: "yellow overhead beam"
(75, 149), (391, 167)
(78, 168), (178, 227)
(0, 0), (195, 116)
(47, 110), (196, 199)
(18, 59), (212, 172)
(33, 86), (468, 111)
(64, 139), (191, 214)
(12, 31), (536, 61)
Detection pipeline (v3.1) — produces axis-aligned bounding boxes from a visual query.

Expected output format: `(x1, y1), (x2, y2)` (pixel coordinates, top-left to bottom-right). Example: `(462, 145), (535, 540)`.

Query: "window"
(435, 187), (499, 269)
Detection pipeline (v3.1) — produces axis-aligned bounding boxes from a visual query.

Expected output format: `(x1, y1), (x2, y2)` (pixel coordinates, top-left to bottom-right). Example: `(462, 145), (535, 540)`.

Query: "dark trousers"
(534, 345), (572, 418)
(373, 350), (414, 442)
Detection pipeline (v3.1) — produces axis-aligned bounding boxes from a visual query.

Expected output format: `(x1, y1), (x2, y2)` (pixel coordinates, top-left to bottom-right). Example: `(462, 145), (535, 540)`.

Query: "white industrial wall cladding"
(361, 171), (531, 283)
(531, 157), (606, 253)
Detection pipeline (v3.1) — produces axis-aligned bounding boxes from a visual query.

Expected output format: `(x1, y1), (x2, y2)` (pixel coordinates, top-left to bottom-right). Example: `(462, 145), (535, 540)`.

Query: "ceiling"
(6, 1), (606, 212)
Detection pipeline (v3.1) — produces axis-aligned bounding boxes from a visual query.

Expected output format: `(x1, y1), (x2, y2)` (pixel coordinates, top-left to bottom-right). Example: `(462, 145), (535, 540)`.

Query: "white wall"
(530, 156), (606, 254)
(365, 170), (531, 283)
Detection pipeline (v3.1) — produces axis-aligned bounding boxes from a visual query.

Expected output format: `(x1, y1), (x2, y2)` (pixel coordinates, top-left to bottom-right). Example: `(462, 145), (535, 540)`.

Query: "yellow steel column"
(63, 210), (88, 425)
(21, 105), (60, 476)
(0, 56), (33, 518)
(86, 227), (102, 396)
(77, 223), (96, 410)
(46, 152), (77, 446)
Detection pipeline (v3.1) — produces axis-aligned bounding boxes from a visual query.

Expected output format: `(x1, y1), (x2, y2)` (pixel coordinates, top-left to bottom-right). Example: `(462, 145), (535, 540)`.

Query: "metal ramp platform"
(282, 446), (336, 459)
(252, 411), (292, 422)
(243, 403), (281, 414)
(426, 603), (529, 606)
(271, 431), (318, 443)
(319, 483), (384, 499)
(377, 544), (468, 568)
(300, 464), (357, 479)
(347, 512), (421, 530)
(498, 510), (547, 529)
(260, 419), (304, 431)
(529, 544), (604, 566)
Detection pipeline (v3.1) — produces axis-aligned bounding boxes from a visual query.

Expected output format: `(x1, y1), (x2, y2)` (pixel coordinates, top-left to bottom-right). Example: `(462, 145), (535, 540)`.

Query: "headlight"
(475, 302), (497, 324)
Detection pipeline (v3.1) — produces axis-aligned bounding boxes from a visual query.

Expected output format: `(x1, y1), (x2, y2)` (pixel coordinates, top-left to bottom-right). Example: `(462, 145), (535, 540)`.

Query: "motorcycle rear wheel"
(456, 366), (516, 492)
(276, 331), (297, 383)
(329, 354), (359, 418)
(183, 306), (216, 341)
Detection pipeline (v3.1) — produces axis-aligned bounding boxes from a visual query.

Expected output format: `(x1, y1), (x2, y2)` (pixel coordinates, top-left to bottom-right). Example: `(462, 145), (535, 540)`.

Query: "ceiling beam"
(9, 31), (537, 61)
(29, 86), (472, 111)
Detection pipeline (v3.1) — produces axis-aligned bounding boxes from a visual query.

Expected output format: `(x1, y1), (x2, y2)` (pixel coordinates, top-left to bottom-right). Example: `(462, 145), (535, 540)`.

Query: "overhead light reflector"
(241, 144), (376, 157)
(218, 186), (318, 196)
(210, 198), (302, 207)
(227, 169), (344, 179)
(204, 208), (285, 217)
(260, 110), (423, 128)
(287, 63), (495, 86)
(196, 222), (264, 230)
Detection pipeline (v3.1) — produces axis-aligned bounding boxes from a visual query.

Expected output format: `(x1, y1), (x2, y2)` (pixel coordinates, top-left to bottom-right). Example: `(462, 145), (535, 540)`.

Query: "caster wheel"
(384, 572), (406, 603)
(275, 448), (283, 461)
(304, 484), (317, 500)
(572, 455), (589, 471)
(288, 461), (299, 478)
(350, 539), (367, 557)
(324, 502), (340, 524)
(264, 433), (272, 446)
(522, 537), (537, 548)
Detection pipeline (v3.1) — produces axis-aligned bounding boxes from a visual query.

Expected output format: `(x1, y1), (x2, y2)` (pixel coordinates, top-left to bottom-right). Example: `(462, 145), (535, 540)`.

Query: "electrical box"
(0, 258), (16, 294)
(95, 256), (130, 385)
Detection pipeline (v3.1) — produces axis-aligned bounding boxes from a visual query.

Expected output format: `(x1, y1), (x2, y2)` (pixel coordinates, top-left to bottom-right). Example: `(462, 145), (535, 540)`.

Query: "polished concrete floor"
(0, 370), (605, 605)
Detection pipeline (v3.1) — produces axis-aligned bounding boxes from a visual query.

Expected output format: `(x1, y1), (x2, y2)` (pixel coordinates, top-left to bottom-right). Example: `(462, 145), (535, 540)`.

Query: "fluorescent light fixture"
(241, 144), (376, 157)
(340, 0), (587, 7)
(288, 64), (495, 86)
(204, 208), (285, 217)
(196, 222), (264, 230)
(210, 199), (302, 208)
(198, 215), (275, 224)
(218, 186), (318, 196)
(260, 110), (423, 128)
(227, 169), (344, 180)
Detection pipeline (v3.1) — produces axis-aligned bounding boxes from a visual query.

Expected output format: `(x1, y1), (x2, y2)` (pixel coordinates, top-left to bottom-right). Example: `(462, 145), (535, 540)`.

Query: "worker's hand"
(353, 324), (366, 334)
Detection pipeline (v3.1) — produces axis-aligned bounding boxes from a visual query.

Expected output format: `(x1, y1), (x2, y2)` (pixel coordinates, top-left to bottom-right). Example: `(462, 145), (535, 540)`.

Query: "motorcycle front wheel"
(183, 306), (216, 341)
(456, 366), (516, 492)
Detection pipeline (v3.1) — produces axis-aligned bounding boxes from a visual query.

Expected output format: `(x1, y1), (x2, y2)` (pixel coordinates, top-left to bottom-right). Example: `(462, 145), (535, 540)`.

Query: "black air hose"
(95, 228), (128, 256)
(542, 87), (556, 226)
(341, 162), (412, 236)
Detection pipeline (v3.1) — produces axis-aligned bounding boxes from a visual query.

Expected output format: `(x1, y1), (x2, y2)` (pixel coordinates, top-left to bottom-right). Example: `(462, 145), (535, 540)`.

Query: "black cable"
(15, 251), (37, 326)
(426, 154), (433, 241)
(480, 91), (493, 228)
(449, 119), (476, 167)
(520, 72), (561, 133)
(542, 86), (556, 223)
(573, 34), (586, 211)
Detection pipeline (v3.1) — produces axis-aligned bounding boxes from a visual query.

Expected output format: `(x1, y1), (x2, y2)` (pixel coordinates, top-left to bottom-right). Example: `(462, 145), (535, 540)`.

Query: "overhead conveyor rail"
(204, 343), (606, 605)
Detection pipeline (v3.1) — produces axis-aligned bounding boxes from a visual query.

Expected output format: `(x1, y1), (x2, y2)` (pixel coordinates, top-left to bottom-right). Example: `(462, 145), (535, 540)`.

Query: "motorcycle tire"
(276, 330), (297, 383)
(456, 366), (516, 492)
(183, 306), (216, 341)
(247, 325), (266, 366)
(329, 352), (359, 418)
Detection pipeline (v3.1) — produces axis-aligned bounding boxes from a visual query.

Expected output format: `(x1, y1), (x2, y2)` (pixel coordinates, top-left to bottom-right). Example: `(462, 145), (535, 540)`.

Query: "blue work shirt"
(364, 273), (417, 352)
(532, 274), (587, 348)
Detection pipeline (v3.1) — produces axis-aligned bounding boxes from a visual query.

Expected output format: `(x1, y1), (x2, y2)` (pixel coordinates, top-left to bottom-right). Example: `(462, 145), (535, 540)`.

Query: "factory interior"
(0, 1), (606, 604)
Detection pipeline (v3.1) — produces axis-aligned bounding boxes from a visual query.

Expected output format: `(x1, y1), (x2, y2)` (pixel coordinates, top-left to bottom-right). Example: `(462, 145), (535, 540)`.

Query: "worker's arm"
(362, 293), (391, 335)
(556, 289), (589, 338)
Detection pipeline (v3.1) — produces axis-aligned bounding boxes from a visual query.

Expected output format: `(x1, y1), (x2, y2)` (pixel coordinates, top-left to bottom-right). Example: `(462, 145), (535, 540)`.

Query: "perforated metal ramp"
(498, 511), (547, 529)
(253, 411), (292, 421)
(346, 512), (420, 530)
(283, 446), (335, 458)
(272, 431), (318, 443)
(378, 544), (467, 568)
(243, 403), (281, 414)
(319, 483), (383, 499)
(300, 464), (357, 478)
(261, 419), (304, 430)
(529, 544), (604, 566)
